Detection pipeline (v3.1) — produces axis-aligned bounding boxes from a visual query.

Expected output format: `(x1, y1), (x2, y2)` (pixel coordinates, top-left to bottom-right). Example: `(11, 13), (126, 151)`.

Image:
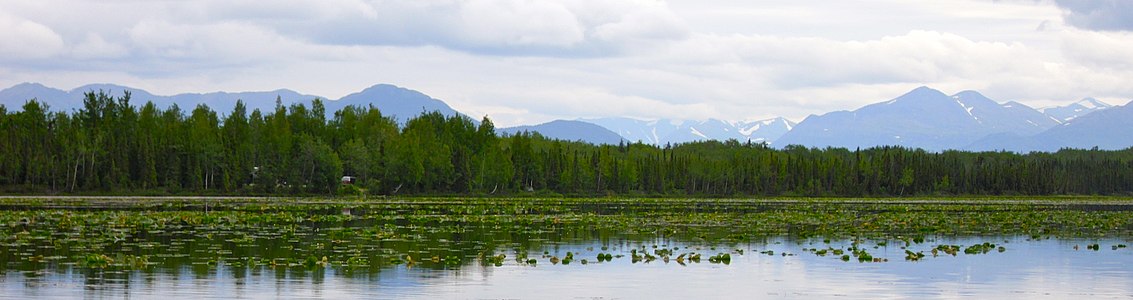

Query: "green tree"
(222, 100), (253, 191)
(188, 104), (222, 191)
(292, 134), (342, 194)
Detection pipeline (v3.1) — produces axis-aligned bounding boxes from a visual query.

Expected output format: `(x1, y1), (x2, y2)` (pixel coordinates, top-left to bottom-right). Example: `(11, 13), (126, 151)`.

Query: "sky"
(1, 0), (1132, 127)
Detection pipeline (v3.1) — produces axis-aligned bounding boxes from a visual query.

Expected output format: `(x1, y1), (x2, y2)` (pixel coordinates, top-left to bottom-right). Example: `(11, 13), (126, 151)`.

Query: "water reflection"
(3, 236), (1132, 299)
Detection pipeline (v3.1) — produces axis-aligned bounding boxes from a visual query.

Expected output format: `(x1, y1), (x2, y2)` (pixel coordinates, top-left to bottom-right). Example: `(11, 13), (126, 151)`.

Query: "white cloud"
(0, 11), (65, 59)
(1060, 29), (1133, 69)
(187, 0), (694, 56)
(456, 0), (585, 47)
(0, 0), (1131, 127)
(71, 33), (129, 59)
(200, 0), (379, 21)
(123, 18), (358, 74)
(587, 29), (1052, 118)
(591, 2), (689, 42)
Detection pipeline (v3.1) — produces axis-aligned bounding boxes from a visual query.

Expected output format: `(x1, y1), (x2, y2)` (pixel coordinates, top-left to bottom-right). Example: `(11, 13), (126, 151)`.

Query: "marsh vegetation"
(2, 197), (1131, 273)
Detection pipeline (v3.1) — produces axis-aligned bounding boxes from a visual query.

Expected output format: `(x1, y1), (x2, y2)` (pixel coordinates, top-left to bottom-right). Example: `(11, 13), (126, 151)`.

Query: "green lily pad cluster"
(0, 197), (1130, 275)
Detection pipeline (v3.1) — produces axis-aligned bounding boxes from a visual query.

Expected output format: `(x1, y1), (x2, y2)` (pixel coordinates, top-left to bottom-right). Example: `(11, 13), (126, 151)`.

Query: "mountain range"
(497, 120), (626, 144)
(1, 83), (1128, 152)
(776, 87), (1057, 151)
(967, 100), (1133, 152)
(0, 82), (466, 127)
(1042, 98), (1112, 123)
(580, 117), (796, 146)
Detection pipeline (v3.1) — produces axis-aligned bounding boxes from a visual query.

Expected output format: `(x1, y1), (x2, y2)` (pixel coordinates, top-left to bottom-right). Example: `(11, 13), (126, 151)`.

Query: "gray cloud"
(0, 11), (65, 60)
(193, 0), (690, 57)
(1, 1), (1131, 126)
(1054, 0), (1133, 31)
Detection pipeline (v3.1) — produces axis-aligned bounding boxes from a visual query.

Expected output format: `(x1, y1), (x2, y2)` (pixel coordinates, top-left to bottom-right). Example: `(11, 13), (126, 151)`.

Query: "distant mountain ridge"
(968, 99), (1133, 152)
(0, 82), (467, 127)
(580, 117), (796, 145)
(1042, 98), (1112, 123)
(328, 84), (470, 126)
(0, 82), (319, 117)
(774, 86), (1092, 151)
(498, 120), (625, 145)
(1, 83), (1127, 149)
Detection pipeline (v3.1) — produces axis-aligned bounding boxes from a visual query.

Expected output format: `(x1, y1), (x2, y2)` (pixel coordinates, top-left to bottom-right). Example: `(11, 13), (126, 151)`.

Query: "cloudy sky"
(1, 0), (1131, 126)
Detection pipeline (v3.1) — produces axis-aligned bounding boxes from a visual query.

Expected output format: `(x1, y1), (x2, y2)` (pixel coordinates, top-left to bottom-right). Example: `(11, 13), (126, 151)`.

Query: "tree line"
(2, 91), (1133, 196)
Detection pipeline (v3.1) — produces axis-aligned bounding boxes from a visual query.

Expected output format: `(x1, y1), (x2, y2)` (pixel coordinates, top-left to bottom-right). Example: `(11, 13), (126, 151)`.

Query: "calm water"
(3, 236), (1132, 299)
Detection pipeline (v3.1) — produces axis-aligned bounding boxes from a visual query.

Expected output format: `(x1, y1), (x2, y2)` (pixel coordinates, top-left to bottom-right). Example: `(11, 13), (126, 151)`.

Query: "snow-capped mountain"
(579, 118), (681, 145)
(4, 83), (1126, 150)
(951, 91), (1060, 135)
(969, 100), (1133, 152)
(734, 117), (796, 143)
(580, 117), (796, 145)
(661, 119), (747, 144)
(775, 87), (1060, 151)
(1042, 98), (1112, 123)
(1032, 100), (1133, 151)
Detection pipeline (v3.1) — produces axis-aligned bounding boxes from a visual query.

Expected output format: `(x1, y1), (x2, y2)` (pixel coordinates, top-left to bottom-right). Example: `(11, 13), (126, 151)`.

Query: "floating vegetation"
(905, 250), (925, 261)
(479, 253), (507, 267)
(77, 253), (113, 268)
(964, 243), (998, 255)
(0, 197), (1130, 275)
(934, 245), (960, 256)
(853, 249), (874, 263)
(707, 253), (731, 264)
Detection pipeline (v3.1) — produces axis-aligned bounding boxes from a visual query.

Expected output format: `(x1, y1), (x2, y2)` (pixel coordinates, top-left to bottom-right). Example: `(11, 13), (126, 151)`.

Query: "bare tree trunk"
(596, 172), (602, 193)
(309, 163), (316, 187)
(88, 152), (96, 187)
(70, 157), (80, 192)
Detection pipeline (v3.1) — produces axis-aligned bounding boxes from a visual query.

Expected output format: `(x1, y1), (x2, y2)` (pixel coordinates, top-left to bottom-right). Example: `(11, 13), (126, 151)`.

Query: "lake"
(1, 197), (1132, 299)
(4, 236), (1133, 299)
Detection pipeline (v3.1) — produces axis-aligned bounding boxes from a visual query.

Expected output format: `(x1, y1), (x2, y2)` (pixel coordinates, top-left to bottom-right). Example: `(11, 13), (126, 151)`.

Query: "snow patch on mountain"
(776, 87), (1061, 151)
(954, 97), (978, 122)
(580, 116), (796, 145)
(1043, 98), (1112, 123)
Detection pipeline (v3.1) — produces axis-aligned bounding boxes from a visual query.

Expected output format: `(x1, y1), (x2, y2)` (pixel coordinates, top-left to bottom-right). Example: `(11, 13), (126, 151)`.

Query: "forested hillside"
(3, 91), (1133, 196)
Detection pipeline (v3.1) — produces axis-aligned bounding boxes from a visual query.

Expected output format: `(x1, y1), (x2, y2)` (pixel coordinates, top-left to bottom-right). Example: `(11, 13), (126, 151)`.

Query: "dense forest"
(2, 91), (1133, 197)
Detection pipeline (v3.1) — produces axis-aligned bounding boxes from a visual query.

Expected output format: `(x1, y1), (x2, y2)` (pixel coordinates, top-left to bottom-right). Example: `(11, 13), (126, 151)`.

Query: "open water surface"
(3, 236), (1132, 299)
